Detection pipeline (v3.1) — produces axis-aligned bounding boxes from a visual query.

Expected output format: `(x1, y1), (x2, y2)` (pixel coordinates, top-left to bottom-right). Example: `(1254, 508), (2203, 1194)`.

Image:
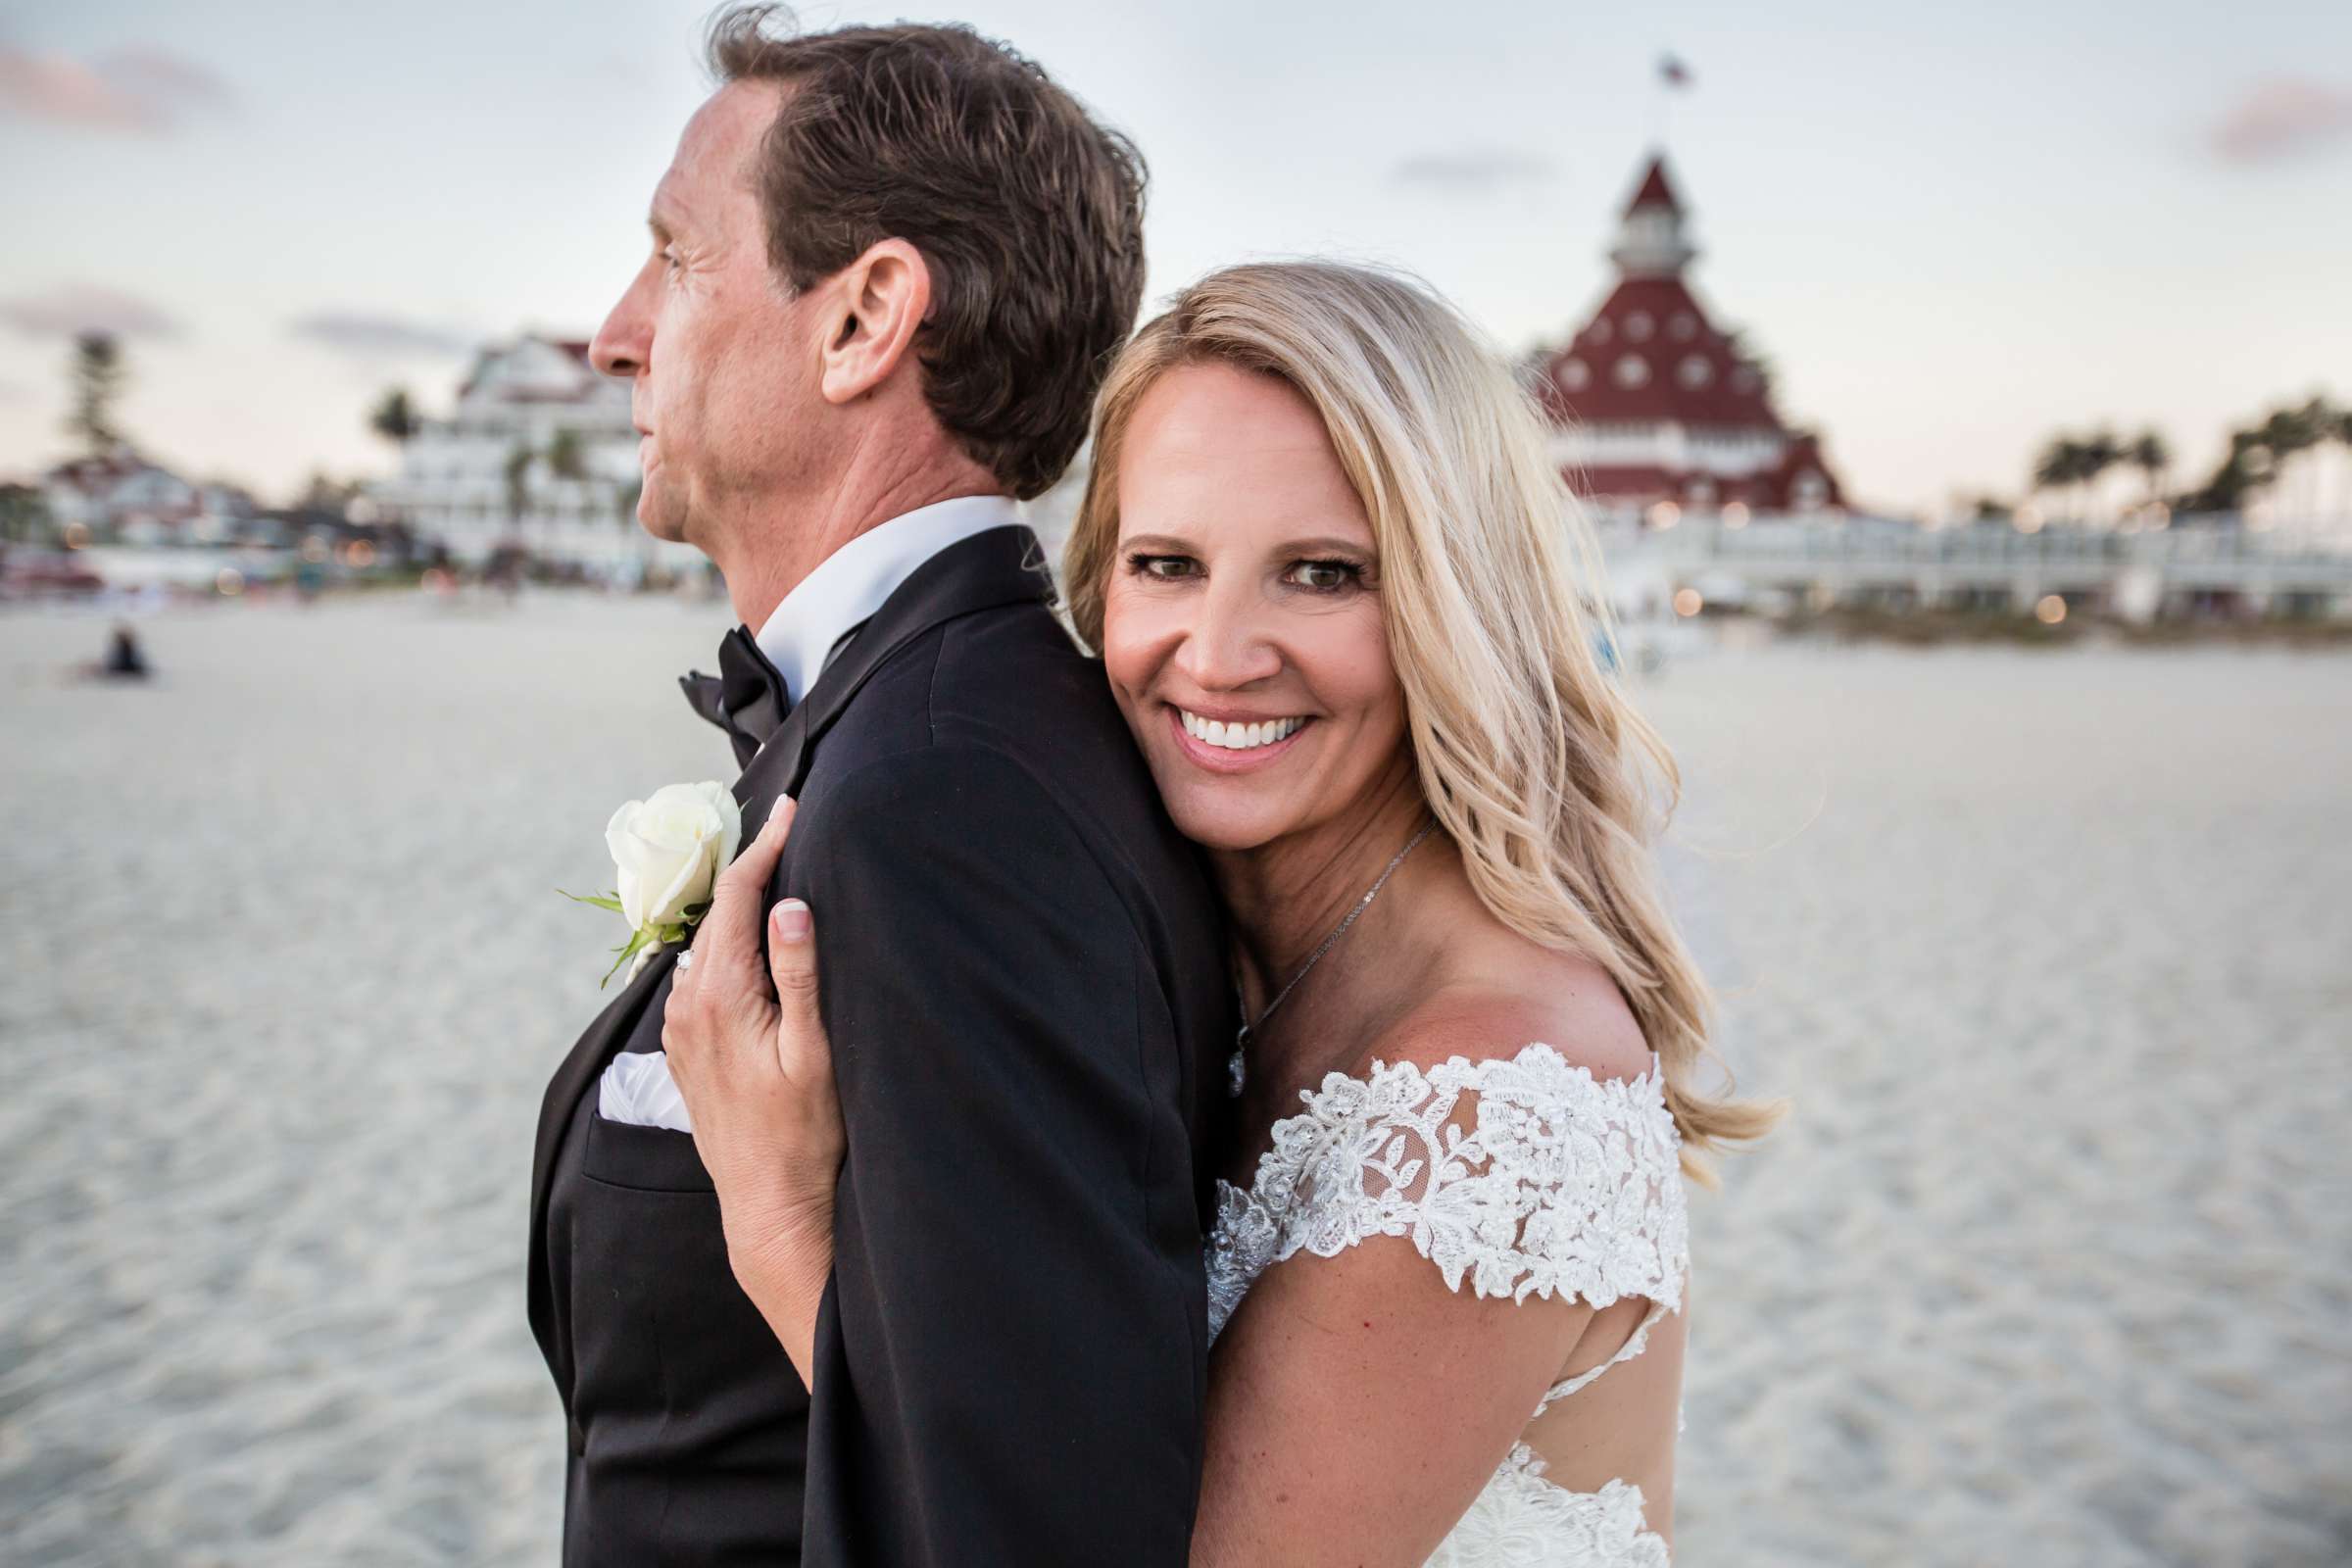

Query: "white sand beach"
(1, 594), (2346, 1565)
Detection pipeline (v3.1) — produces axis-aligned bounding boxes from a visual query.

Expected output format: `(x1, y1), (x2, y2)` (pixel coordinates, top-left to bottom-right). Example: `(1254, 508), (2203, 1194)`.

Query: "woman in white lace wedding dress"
(662, 260), (1777, 1564)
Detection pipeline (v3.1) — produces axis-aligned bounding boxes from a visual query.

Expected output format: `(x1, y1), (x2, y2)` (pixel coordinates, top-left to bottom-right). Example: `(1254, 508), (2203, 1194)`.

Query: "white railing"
(1595, 514), (2352, 614)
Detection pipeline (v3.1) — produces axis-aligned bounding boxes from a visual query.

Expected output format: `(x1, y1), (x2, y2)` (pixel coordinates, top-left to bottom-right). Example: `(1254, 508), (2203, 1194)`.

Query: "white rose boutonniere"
(562, 780), (741, 986)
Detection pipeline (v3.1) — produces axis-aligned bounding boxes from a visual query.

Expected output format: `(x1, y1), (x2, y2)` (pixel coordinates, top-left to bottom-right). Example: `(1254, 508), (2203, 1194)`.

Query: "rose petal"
(604, 782), (734, 931)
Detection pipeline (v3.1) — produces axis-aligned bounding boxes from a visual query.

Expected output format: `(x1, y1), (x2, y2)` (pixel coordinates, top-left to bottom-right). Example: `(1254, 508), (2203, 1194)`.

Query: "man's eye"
(1285, 559), (1360, 592)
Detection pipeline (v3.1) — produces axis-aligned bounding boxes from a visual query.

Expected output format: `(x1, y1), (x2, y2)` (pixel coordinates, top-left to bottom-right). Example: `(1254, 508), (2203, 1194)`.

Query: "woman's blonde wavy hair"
(1063, 260), (1782, 1181)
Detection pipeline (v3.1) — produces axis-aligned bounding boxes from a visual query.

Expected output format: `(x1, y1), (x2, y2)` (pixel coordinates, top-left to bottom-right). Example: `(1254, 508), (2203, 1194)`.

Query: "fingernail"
(773, 899), (811, 943)
(765, 794), (796, 832)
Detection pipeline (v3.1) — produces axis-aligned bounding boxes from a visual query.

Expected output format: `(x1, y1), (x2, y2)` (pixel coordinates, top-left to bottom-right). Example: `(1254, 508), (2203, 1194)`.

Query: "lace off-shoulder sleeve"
(1207, 1045), (1689, 1339)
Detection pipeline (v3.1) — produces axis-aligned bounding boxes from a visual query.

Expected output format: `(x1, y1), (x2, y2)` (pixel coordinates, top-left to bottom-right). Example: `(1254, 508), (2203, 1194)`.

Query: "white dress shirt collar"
(751, 493), (1022, 704)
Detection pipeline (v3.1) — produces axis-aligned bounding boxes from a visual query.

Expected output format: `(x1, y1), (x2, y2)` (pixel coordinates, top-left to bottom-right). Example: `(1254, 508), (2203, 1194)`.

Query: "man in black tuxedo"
(525, 11), (1231, 1564)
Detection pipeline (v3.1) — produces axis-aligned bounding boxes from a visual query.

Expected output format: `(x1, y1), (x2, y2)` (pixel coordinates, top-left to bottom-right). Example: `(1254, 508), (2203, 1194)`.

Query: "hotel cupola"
(1535, 150), (1846, 522)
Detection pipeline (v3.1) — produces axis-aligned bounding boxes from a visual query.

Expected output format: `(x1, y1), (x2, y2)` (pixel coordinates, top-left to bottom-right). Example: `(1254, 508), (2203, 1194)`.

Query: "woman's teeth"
(1180, 710), (1306, 751)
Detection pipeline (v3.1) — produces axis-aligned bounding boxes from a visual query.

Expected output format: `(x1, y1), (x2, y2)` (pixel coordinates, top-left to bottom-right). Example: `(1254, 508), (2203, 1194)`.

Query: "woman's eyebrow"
(1119, 532), (1375, 558)
(1276, 535), (1375, 557)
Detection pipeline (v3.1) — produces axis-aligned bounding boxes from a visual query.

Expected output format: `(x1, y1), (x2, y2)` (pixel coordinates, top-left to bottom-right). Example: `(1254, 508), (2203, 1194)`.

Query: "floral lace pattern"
(1204, 1043), (1690, 1567)
(1424, 1447), (1670, 1568)
(1206, 1044), (1689, 1341)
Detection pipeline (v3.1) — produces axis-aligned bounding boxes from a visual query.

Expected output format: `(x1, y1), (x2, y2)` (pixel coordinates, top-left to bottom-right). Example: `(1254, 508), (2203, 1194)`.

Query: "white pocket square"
(598, 1050), (695, 1134)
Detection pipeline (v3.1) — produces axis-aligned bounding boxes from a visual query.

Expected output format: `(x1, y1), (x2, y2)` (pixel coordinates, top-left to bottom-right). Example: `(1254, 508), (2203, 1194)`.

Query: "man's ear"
(816, 239), (933, 407)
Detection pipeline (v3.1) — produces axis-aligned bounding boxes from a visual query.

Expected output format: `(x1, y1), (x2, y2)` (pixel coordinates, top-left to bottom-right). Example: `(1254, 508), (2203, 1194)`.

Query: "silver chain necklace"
(1228, 818), (1437, 1098)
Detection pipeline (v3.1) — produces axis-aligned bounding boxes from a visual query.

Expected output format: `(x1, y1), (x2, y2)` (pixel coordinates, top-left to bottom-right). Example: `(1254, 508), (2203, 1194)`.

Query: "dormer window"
(1614, 355), (1650, 388)
(1626, 312), (1654, 341)
(1678, 355), (1713, 388)
(1557, 358), (1591, 391)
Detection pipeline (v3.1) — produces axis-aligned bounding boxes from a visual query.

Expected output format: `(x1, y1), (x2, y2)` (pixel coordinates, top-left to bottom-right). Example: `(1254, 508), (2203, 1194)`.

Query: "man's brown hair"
(706, 6), (1149, 500)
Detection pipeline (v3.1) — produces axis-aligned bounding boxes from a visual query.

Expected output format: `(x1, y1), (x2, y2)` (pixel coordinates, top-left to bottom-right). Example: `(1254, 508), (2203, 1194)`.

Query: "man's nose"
(590, 277), (649, 378)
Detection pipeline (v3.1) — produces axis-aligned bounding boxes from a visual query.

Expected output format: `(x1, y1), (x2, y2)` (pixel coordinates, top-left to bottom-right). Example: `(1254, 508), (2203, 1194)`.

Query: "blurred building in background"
(42, 448), (259, 547)
(1535, 152), (1847, 524)
(367, 335), (696, 575)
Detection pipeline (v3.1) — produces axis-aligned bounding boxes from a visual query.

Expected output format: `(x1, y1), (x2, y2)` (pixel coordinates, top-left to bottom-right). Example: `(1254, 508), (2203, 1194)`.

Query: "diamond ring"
(675, 950), (695, 973)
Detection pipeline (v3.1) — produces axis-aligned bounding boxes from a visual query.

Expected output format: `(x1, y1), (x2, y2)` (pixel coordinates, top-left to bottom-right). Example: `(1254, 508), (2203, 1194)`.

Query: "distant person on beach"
(103, 623), (147, 678)
(74, 621), (150, 682)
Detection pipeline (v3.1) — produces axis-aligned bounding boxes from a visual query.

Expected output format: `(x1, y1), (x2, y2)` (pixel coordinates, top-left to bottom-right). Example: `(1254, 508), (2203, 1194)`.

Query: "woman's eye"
(1128, 553), (1198, 581)
(1284, 559), (1360, 592)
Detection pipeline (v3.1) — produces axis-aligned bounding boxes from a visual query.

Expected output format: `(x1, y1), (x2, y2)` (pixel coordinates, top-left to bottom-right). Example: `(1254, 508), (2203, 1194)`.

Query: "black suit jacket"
(527, 524), (1232, 1565)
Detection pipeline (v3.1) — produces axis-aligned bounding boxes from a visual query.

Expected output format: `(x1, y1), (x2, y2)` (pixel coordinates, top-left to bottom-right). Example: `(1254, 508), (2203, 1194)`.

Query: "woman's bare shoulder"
(1358, 938), (1653, 1088)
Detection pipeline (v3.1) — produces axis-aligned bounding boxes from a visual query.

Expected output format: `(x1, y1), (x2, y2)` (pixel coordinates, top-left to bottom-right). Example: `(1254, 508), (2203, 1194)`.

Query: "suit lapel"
(731, 523), (1054, 809)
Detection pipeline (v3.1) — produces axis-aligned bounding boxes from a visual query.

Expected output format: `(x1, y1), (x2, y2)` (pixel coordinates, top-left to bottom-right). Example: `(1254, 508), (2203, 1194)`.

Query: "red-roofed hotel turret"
(1535, 151), (1845, 518)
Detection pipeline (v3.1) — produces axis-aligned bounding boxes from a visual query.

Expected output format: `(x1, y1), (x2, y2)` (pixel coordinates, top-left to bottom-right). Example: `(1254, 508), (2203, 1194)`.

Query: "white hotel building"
(369, 335), (700, 573)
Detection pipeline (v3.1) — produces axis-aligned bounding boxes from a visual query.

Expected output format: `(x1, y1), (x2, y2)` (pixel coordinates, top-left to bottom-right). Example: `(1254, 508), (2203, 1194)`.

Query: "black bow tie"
(680, 625), (791, 769)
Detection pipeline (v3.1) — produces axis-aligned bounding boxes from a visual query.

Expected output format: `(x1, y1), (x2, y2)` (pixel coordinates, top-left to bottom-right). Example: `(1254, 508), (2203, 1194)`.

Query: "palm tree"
(2335, 405), (2352, 524)
(2033, 429), (2132, 523)
(297, 471), (362, 516)
(0, 482), (52, 545)
(2032, 434), (2075, 490)
(548, 427), (586, 482)
(2180, 446), (2254, 517)
(66, 332), (127, 459)
(2291, 396), (2337, 521)
(541, 429), (589, 528)
(2187, 416), (2295, 521)
(504, 445), (535, 527)
(369, 387), (420, 446)
(2252, 402), (2327, 523)
(2125, 428), (2170, 513)
(2032, 435), (2088, 521)
(2084, 430), (2123, 522)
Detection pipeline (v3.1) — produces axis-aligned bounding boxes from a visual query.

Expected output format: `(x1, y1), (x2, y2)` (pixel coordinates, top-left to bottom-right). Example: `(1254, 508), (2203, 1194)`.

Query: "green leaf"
(559, 888), (626, 914)
(599, 927), (650, 990)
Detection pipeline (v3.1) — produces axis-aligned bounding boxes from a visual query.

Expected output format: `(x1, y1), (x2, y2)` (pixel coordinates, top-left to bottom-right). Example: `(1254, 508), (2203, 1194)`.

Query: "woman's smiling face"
(1100, 360), (1408, 853)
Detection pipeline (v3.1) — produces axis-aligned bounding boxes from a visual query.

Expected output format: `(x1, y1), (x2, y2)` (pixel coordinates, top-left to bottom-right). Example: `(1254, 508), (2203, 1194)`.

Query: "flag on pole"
(1658, 54), (1692, 89)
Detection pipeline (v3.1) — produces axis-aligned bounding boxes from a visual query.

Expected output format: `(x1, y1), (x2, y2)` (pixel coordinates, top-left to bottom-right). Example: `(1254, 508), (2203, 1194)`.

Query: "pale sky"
(4, 0), (2349, 517)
